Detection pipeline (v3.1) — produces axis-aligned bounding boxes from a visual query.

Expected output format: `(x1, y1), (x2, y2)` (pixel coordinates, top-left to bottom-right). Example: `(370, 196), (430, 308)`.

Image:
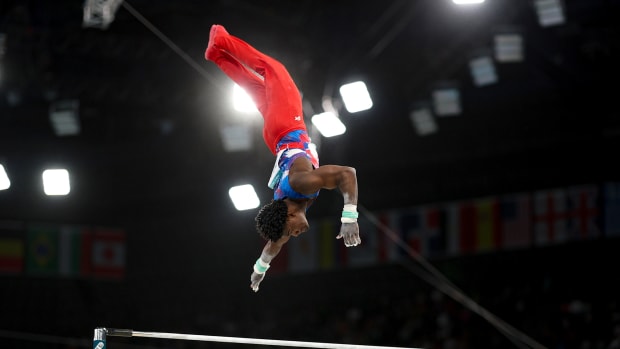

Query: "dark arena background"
(1, 1), (620, 349)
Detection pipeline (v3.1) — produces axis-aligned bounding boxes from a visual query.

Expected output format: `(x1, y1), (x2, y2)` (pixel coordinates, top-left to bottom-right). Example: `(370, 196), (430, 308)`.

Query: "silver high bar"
(94, 328), (420, 349)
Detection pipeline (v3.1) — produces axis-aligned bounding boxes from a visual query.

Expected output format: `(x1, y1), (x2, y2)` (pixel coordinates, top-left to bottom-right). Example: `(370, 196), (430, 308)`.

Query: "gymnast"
(205, 24), (361, 292)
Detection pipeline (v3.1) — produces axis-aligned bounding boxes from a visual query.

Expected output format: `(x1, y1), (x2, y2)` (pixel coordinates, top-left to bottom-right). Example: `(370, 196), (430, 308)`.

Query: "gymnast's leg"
(205, 25), (268, 111)
(205, 24), (305, 154)
(205, 24), (287, 81)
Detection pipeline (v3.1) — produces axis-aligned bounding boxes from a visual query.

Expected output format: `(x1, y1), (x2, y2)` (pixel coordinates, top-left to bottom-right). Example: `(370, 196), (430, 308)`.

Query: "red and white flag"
(91, 228), (126, 279)
(533, 189), (569, 245)
(500, 193), (532, 249)
(567, 184), (601, 239)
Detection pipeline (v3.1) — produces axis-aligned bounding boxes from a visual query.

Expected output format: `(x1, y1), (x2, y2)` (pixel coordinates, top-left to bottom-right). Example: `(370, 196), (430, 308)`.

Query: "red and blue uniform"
(205, 25), (319, 200)
(272, 130), (319, 200)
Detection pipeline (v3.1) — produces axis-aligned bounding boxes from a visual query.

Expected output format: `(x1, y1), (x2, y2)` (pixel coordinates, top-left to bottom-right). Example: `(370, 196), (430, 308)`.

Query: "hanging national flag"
(533, 189), (570, 246)
(287, 224), (318, 273)
(376, 212), (391, 263)
(603, 182), (620, 237)
(318, 218), (348, 269)
(382, 211), (404, 262)
(396, 206), (443, 258)
(566, 184), (601, 240)
(335, 224), (349, 268)
(0, 237), (24, 273)
(458, 201), (477, 254)
(58, 225), (91, 278)
(0, 223), (24, 274)
(397, 207), (423, 256)
(26, 225), (59, 275)
(445, 200), (485, 255)
(445, 202), (460, 256)
(426, 207), (446, 257)
(91, 228), (126, 279)
(318, 218), (336, 269)
(348, 214), (378, 267)
(474, 198), (501, 252)
(500, 193), (532, 249)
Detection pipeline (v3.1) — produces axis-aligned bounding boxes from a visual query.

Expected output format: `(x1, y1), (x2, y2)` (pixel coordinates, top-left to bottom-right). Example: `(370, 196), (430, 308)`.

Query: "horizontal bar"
(103, 328), (418, 349)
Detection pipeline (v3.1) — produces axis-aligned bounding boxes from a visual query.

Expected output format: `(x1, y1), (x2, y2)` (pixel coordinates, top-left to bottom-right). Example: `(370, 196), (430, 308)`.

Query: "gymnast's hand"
(250, 271), (265, 292)
(337, 222), (361, 247)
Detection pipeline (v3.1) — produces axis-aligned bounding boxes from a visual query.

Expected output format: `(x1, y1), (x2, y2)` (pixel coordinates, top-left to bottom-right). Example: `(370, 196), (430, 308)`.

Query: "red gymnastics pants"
(205, 24), (307, 155)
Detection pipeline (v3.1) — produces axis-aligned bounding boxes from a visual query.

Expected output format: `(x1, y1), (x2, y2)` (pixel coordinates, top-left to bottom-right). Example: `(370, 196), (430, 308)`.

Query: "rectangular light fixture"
(311, 112), (346, 137)
(410, 108), (438, 136)
(219, 124), (253, 152)
(432, 87), (461, 116)
(339, 81), (373, 113)
(469, 56), (498, 86)
(82, 0), (124, 29)
(494, 33), (524, 62)
(228, 184), (260, 211)
(42, 169), (71, 196)
(49, 100), (80, 136)
(534, 0), (566, 27)
(453, 0), (485, 4)
(232, 83), (259, 113)
(0, 164), (10, 190)
(0, 32), (6, 57)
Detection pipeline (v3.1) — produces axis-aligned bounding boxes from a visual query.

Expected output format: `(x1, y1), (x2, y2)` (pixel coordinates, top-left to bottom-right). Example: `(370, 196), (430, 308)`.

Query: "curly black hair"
(255, 199), (288, 242)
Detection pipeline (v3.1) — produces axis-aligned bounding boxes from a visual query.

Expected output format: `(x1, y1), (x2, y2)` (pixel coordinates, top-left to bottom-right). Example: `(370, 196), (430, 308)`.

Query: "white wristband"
(343, 204), (357, 212)
(341, 217), (357, 223)
(341, 204), (359, 223)
(253, 258), (270, 274)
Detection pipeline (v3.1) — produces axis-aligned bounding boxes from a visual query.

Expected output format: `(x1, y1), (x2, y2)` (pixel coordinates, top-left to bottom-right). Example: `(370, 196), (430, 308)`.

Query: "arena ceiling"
(0, 0), (618, 225)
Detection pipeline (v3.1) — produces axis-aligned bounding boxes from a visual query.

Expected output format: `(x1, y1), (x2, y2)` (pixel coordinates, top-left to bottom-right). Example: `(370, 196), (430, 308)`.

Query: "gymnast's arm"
(289, 165), (361, 246)
(290, 164), (358, 199)
(260, 236), (289, 264)
(250, 236), (290, 292)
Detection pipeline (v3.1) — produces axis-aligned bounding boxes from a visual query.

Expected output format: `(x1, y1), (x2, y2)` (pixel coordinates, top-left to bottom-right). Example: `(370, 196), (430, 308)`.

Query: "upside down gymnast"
(205, 24), (361, 292)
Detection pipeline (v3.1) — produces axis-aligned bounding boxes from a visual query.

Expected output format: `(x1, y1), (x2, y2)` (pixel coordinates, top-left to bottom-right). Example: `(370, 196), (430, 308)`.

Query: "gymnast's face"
(285, 211), (309, 238)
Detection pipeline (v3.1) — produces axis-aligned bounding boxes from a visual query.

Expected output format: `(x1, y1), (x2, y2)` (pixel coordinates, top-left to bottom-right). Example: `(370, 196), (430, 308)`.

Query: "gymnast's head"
(255, 199), (309, 242)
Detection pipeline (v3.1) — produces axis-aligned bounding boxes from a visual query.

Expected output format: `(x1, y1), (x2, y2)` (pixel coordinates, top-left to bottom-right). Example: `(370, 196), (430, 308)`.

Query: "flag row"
(270, 182), (620, 274)
(0, 223), (126, 279)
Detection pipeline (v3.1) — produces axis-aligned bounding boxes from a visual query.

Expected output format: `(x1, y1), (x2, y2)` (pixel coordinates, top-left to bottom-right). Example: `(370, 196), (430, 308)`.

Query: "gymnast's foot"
(205, 24), (228, 61)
